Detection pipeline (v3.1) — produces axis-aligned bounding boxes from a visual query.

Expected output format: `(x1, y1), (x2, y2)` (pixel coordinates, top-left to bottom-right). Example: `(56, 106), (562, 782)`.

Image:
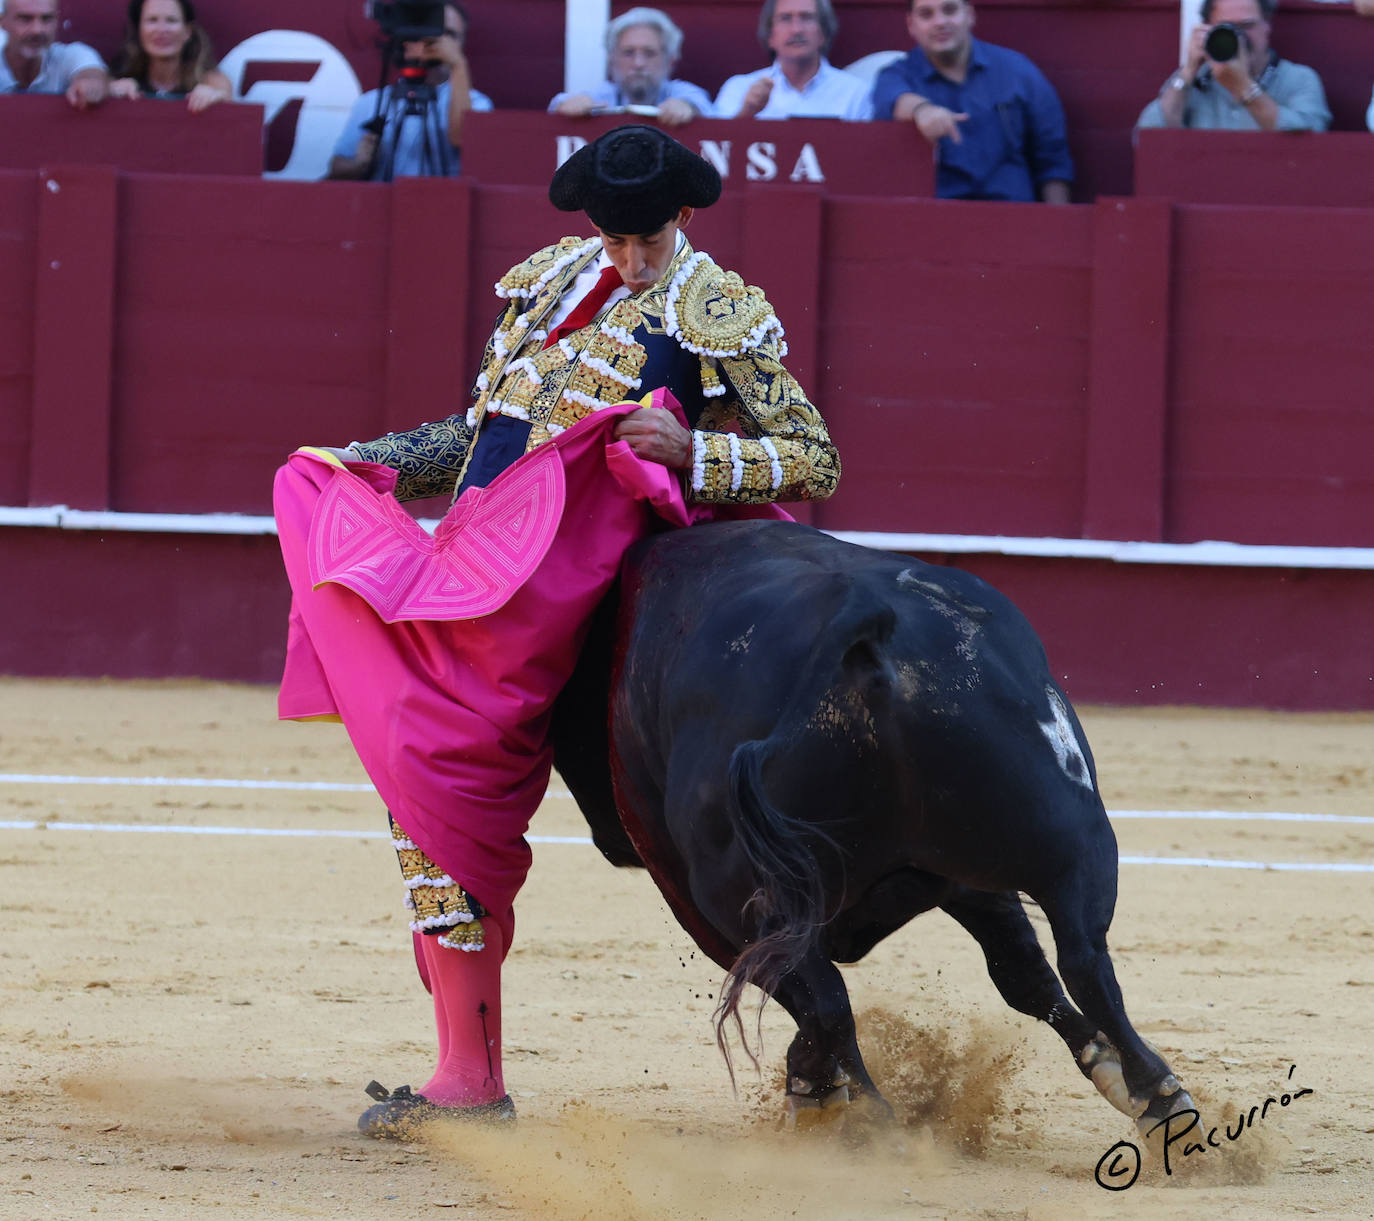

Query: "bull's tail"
(714, 583), (896, 1078)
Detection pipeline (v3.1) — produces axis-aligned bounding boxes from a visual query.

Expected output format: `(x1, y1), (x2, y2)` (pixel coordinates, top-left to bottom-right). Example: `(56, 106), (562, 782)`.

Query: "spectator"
(0, 0), (107, 108)
(550, 7), (713, 127)
(713, 0), (871, 120)
(1136, 0), (1330, 131)
(872, 0), (1072, 202)
(329, 1), (492, 181)
(107, 0), (231, 112)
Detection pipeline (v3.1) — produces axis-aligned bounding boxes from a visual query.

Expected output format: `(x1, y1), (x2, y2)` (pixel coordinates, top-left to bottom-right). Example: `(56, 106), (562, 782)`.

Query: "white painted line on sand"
(2, 775), (1369, 826)
(0, 819), (589, 845)
(1111, 809), (1374, 826)
(0, 772), (579, 798)
(0, 773), (375, 792)
(0, 820), (1370, 870)
(1120, 856), (1374, 873)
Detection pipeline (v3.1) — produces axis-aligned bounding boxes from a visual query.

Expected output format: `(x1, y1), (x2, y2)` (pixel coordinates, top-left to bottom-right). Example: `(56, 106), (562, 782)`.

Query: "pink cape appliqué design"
(307, 441), (565, 622)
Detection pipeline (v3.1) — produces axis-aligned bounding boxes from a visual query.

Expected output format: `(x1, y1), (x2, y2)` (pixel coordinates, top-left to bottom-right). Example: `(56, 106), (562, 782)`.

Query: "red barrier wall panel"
(7, 526), (1371, 710)
(0, 95), (264, 177)
(463, 112), (934, 197)
(1168, 205), (1374, 546)
(0, 175), (37, 506)
(110, 176), (393, 515)
(1083, 196), (1171, 541)
(924, 552), (1374, 710)
(5, 527), (290, 682)
(818, 196), (1092, 536)
(1137, 132), (1374, 208)
(30, 165), (117, 510)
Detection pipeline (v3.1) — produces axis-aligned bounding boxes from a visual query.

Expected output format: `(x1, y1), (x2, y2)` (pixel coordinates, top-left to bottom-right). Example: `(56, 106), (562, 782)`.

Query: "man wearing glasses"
(1136, 0), (1330, 131)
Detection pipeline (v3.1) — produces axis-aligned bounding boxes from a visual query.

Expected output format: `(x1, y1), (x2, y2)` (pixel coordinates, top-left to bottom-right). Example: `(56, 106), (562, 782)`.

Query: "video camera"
(369, 0), (448, 42)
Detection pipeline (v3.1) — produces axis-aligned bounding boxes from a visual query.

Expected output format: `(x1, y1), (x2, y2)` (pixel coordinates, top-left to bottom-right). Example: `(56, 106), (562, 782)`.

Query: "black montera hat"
(548, 125), (722, 235)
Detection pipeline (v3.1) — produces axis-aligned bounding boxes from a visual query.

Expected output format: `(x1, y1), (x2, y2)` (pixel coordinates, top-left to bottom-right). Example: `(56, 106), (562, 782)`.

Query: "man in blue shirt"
(872, 0), (1072, 202)
(328, 1), (492, 181)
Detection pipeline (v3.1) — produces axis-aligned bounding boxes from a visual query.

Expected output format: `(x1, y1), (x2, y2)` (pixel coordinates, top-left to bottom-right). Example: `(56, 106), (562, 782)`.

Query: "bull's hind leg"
(1035, 868), (1194, 1135)
(941, 887), (1139, 1117)
(770, 949), (893, 1125)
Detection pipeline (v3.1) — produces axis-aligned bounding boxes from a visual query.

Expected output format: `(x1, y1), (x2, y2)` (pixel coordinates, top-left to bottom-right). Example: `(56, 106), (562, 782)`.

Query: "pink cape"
(274, 393), (786, 954)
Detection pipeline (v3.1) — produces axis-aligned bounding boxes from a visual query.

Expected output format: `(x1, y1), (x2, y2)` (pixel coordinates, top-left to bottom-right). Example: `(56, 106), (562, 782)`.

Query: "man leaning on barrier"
(0, 0), (107, 108)
(549, 6), (714, 126)
(714, 0), (871, 120)
(872, 0), (1072, 203)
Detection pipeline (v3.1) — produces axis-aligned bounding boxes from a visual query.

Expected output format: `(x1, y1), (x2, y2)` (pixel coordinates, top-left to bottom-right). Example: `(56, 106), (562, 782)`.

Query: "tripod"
(365, 42), (456, 182)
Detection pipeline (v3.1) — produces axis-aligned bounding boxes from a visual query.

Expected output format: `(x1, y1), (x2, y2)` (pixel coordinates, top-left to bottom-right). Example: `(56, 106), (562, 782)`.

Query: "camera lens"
(1204, 23), (1240, 62)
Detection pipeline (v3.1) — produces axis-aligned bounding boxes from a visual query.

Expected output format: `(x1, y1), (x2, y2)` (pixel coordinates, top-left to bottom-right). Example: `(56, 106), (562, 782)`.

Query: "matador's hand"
(613, 407), (691, 469)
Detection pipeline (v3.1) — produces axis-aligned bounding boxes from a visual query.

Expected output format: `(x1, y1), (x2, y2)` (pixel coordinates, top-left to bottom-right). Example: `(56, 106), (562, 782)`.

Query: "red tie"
(543, 264), (623, 348)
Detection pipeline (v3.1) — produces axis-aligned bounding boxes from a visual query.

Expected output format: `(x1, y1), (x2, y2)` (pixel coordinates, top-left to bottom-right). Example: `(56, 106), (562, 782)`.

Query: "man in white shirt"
(714, 0), (871, 120)
(0, 0), (107, 108)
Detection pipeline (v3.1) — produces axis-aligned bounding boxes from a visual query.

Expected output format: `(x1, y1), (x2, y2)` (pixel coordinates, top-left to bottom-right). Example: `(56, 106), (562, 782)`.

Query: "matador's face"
(594, 204), (694, 294)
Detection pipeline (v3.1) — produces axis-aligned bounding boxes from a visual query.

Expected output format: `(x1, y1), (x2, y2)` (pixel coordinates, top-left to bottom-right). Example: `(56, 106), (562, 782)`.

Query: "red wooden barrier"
(1136, 131), (1374, 208)
(1168, 204), (1374, 547)
(0, 179), (36, 506)
(30, 165), (117, 510)
(6, 524), (1371, 709)
(5, 161), (1373, 549)
(463, 111), (935, 196)
(0, 95), (264, 176)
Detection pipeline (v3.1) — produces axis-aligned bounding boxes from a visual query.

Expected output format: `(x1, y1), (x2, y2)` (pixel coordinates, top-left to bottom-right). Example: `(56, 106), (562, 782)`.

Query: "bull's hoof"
(1133, 1075), (1195, 1141)
(1079, 1035), (1144, 1119)
(784, 1081), (851, 1128)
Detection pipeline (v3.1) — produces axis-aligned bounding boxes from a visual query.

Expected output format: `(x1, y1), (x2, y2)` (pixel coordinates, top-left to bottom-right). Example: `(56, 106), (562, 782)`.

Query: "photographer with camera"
(328, 1), (491, 181)
(1136, 0), (1329, 132)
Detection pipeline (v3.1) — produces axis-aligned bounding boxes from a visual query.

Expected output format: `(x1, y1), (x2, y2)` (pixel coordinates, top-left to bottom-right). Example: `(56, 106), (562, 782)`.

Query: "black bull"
(551, 518), (1194, 1133)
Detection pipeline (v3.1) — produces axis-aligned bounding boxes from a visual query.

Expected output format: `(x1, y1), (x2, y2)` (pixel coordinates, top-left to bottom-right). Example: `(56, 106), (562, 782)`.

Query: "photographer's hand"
(1210, 54), (1252, 98)
(1213, 51), (1279, 129)
(1157, 24), (1209, 127)
(1183, 23), (1209, 83)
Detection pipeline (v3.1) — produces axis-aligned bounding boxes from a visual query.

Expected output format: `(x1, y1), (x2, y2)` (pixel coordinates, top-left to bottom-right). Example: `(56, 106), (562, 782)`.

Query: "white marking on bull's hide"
(1039, 689), (1093, 790)
(727, 625), (754, 654)
(897, 570), (979, 661)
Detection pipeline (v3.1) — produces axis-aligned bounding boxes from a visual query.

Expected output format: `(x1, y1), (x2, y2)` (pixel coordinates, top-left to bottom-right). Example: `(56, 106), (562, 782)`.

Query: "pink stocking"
(418, 926), (506, 1106)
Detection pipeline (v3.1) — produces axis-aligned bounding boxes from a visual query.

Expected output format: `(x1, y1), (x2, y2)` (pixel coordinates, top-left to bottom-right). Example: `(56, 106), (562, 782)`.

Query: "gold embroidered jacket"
(353, 235), (839, 505)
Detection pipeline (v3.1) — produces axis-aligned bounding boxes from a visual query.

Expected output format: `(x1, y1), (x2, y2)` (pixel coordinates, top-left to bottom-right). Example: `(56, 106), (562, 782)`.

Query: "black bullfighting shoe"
(357, 1081), (517, 1140)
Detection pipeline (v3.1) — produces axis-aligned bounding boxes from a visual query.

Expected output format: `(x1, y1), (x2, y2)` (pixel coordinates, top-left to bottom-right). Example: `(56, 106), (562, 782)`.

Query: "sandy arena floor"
(1, 679), (1371, 1219)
